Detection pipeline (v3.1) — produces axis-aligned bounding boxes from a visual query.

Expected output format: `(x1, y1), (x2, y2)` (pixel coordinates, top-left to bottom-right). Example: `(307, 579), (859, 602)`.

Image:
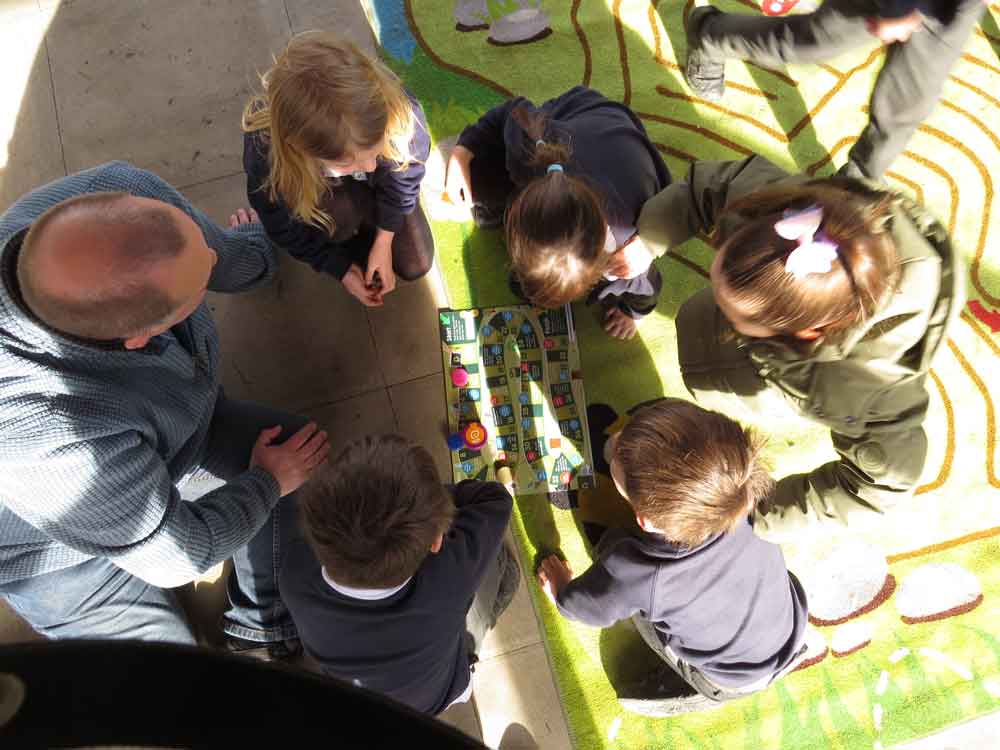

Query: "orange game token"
(463, 422), (487, 450)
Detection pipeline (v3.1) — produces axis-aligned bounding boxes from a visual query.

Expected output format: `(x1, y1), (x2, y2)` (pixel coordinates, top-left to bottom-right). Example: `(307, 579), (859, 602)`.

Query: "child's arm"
(537, 553), (647, 628)
(243, 133), (353, 280)
(638, 155), (789, 258)
(455, 98), (527, 158)
(441, 480), (514, 588)
(372, 94), (432, 236)
(755, 381), (930, 541)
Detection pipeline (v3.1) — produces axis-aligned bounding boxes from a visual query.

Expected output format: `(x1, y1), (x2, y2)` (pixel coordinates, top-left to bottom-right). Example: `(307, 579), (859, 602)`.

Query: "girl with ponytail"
(444, 86), (672, 340)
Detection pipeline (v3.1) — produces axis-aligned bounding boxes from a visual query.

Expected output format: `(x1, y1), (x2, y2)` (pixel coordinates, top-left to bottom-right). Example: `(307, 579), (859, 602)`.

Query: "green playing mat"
(364, 1), (1000, 747)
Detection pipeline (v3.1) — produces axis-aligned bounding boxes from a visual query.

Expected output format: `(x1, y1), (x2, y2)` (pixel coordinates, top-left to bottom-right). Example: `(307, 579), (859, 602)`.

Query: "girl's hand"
(342, 264), (383, 307)
(228, 207), (260, 227)
(444, 145), (474, 209)
(604, 308), (638, 340)
(608, 236), (655, 280)
(365, 234), (397, 303)
(537, 554), (574, 604)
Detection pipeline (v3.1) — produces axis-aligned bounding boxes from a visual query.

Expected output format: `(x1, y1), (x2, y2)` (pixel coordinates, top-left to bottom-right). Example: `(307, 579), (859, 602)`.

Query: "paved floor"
(0, 1), (995, 748)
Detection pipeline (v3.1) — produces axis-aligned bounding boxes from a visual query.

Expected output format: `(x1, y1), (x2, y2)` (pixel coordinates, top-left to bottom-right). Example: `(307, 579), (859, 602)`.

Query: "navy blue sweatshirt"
(243, 91), (430, 280)
(280, 481), (512, 715)
(556, 519), (808, 688)
(457, 86), (671, 247)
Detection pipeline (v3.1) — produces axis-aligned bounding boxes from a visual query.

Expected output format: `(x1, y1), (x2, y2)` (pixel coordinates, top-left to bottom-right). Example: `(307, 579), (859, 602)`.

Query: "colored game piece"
(463, 422), (488, 450)
(450, 367), (470, 387)
(491, 395), (500, 406)
(447, 433), (465, 451)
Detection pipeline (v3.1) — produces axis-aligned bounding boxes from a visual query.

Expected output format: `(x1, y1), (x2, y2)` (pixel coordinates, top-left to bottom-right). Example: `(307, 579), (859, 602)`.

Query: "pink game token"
(451, 367), (469, 387)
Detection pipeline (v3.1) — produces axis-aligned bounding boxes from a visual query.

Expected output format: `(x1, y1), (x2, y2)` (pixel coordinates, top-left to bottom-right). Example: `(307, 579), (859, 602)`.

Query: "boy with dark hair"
(280, 434), (520, 715)
(537, 399), (809, 714)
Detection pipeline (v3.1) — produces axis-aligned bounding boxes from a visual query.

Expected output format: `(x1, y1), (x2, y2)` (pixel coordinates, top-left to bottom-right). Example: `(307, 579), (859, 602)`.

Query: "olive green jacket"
(639, 156), (963, 540)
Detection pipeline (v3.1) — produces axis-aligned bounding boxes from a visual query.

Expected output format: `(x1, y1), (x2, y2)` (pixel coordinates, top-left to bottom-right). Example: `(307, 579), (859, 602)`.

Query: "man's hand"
(251, 422), (330, 497)
(444, 145), (475, 210)
(537, 554), (574, 605)
(228, 207), (260, 227)
(865, 10), (923, 43)
(607, 236), (655, 280)
(342, 264), (383, 307)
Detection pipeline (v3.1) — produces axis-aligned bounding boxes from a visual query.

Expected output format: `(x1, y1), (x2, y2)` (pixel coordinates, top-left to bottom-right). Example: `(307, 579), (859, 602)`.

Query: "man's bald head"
(17, 192), (191, 341)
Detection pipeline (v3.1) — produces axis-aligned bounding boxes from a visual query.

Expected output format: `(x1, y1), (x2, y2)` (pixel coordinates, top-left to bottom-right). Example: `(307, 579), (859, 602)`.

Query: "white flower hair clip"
(774, 204), (839, 280)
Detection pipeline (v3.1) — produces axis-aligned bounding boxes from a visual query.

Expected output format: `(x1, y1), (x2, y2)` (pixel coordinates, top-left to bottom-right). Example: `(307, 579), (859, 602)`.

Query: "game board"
(439, 304), (595, 505)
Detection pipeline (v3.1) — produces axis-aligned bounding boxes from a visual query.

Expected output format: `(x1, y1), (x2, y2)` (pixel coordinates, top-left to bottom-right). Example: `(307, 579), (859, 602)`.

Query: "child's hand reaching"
(537, 554), (574, 605)
(607, 236), (655, 280)
(342, 264), (383, 307)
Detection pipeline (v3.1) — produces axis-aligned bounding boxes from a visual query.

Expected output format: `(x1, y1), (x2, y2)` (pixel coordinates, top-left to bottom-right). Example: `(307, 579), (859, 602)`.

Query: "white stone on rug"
(803, 540), (890, 624)
(896, 563), (982, 624)
(831, 620), (873, 657)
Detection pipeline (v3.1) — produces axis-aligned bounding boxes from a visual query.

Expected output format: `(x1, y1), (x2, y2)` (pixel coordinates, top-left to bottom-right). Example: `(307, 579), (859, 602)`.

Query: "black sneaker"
(225, 635), (302, 663)
(685, 6), (726, 102)
(617, 664), (725, 717)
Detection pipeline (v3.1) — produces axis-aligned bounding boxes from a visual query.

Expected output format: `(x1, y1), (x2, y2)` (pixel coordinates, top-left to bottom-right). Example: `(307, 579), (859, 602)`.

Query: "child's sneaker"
(685, 7), (726, 102)
(617, 664), (725, 717)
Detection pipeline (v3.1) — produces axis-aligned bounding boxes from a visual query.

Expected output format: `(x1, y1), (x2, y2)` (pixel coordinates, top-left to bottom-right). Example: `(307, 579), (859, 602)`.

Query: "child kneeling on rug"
(280, 434), (520, 715)
(444, 86), (671, 340)
(537, 399), (809, 714)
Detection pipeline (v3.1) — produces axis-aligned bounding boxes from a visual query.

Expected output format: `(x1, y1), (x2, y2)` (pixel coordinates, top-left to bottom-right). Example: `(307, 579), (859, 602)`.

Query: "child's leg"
(675, 288), (803, 423)
(465, 542), (522, 657)
(320, 178), (372, 244)
(691, 0), (872, 66)
(846, 0), (986, 178)
(389, 204), (435, 281)
(468, 145), (517, 229)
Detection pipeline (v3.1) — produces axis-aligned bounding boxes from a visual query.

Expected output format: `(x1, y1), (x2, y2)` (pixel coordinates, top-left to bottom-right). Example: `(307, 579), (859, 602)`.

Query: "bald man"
(0, 161), (329, 656)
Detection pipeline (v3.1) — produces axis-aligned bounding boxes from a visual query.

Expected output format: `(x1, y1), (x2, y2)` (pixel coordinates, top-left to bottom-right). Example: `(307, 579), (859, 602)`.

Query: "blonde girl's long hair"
(242, 32), (418, 234)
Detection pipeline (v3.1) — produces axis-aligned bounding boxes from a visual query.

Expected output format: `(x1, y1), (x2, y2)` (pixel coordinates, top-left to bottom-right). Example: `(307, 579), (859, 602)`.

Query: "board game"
(439, 304), (596, 504)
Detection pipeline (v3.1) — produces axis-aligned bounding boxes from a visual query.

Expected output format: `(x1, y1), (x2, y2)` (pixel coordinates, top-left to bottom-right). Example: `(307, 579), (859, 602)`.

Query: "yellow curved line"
(915, 369), (954, 495)
(947, 338), (1000, 488)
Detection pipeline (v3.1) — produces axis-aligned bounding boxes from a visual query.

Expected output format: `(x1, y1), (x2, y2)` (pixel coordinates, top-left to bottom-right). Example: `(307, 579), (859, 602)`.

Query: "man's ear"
(635, 514), (664, 535)
(429, 534), (444, 554)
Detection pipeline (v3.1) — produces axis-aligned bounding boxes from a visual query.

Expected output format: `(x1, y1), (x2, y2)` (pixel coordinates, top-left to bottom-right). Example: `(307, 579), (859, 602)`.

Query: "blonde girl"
(243, 33), (433, 306)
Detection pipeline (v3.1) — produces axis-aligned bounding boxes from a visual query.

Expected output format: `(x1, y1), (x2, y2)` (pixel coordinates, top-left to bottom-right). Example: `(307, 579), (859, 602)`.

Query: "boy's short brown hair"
(300, 434), (456, 588)
(613, 399), (773, 548)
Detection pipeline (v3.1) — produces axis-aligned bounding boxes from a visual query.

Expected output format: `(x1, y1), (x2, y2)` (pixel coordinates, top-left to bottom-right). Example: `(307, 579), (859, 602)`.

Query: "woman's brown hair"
(504, 105), (608, 308)
(242, 32), (418, 235)
(715, 179), (901, 339)
(614, 400), (773, 548)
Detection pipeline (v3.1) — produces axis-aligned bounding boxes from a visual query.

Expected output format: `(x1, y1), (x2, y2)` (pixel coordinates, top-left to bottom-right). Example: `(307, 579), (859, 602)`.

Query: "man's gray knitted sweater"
(0, 162), (281, 588)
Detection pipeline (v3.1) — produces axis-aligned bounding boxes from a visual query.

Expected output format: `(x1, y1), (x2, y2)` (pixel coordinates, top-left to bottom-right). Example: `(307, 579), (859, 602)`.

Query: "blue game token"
(536, 470), (547, 481)
(461, 462), (475, 474)
(570, 419), (580, 430)
(502, 311), (513, 321)
(518, 393), (530, 404)
(481, 325), (493, 336)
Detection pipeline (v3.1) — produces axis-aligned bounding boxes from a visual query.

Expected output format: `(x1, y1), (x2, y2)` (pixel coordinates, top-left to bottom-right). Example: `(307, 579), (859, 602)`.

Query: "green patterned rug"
(364, 1), (1000, 747)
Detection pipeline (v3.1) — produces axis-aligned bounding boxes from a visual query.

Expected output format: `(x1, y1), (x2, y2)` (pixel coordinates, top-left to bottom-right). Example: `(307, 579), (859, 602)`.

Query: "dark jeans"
(469, 147), (662, 317)
(465, 542), (521, 658)
(322, 177), (435, 281)
(0, 393), (307, 645)
(692, 0), (986, 178)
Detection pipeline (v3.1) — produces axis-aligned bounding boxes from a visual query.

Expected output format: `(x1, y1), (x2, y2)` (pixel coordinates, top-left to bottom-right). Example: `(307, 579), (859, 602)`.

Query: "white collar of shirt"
(321, 566), (411, 600)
